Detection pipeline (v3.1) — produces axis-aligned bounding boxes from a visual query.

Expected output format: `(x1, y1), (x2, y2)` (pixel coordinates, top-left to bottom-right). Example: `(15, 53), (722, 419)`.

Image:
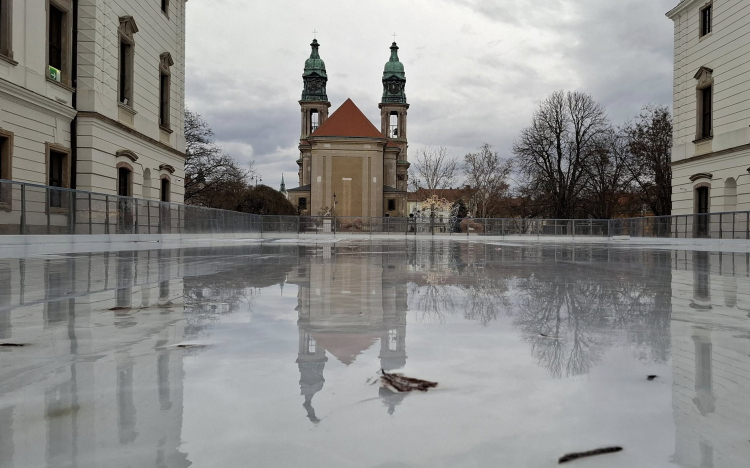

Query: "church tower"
(298, 39), (331, 188)
(379, 42), (410, 193)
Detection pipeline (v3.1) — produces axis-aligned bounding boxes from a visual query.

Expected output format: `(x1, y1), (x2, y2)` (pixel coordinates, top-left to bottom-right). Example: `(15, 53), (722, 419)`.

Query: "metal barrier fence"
(0, 180), (262, 235)
(1, 179), (749, 239)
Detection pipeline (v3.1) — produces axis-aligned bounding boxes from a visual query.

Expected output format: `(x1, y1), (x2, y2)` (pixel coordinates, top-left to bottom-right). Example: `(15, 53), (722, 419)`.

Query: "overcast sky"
(185, 0), (677, 191)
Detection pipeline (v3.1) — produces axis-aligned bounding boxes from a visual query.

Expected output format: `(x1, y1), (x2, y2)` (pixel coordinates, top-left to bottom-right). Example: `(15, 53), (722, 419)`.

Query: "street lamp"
(332, 192), (337, 214)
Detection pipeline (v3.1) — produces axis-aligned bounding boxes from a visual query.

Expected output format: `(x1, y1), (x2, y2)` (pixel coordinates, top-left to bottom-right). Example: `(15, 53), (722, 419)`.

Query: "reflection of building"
(287, 246), (408, 420)
(0, 251), (189, 467)
(671, 251), (750, 467)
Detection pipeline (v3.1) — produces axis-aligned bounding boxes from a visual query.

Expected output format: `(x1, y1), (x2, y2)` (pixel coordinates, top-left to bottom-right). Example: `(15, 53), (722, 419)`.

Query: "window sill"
(159, 125), (174, 134)
(0, 202), (11, 212)
(118, 102), (137, 116)
(0, 54), (18, 66)
(49, 207), (69, 215)
(46, 77), (75, 93)
(692, 136), (713, 144)
(699, 32), (713, 42)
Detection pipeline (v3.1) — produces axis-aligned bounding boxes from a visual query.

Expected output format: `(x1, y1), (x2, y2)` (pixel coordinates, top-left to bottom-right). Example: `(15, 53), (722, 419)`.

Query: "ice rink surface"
(0, 239), (748, 467)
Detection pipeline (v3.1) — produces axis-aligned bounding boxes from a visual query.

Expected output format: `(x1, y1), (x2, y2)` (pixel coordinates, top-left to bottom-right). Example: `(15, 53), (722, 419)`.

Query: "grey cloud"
(185, 0), (677, 189)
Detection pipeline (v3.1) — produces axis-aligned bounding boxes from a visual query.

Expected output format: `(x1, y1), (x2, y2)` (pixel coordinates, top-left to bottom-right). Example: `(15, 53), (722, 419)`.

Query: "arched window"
(118, 166), (132, 197)
(160, 177), (170, 202)
(142, 168), (152, 199)
(724, 177), (737, 212)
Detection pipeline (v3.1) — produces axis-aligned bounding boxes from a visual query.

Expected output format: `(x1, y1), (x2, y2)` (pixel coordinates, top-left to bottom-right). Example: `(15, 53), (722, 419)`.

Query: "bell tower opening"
(311, 110), (320, 133)
(389, 112), (398, 138)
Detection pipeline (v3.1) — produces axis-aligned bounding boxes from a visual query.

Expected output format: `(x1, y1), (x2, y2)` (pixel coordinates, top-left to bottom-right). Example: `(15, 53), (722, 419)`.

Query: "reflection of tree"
(463, 266), (510, 326)
(512, 250), (672, 378)
(408, 275), (456, 323)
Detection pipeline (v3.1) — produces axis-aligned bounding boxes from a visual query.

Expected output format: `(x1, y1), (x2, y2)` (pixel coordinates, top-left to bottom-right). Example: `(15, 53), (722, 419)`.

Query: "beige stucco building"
(288, 40), (410, 218)
(667, 0), (750, 216)
(0, 0), (186, 204)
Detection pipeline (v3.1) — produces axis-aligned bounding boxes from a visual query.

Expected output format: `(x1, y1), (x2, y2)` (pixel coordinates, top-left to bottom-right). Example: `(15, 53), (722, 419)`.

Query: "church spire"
(382, 42), (406, 104)
(280, 174), (286, 194)
(302, 39), (328, 101)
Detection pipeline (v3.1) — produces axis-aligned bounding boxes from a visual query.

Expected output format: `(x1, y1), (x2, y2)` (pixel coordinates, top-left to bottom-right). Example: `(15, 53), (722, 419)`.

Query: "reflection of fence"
(2, 180), (750, 239)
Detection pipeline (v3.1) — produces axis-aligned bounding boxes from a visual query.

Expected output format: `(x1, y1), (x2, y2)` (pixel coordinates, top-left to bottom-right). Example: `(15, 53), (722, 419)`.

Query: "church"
(287, 40), (410, 218)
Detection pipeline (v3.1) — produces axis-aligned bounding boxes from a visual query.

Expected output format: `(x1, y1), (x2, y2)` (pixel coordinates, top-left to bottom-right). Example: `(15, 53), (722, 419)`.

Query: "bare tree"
(581, 131), (633, 219)
(463, 143), (511, 218)
(184, 109), (253, 206)
(512, 91), (611, 219)
(410, 146), (459, 195)
(623, 106), (672, 216)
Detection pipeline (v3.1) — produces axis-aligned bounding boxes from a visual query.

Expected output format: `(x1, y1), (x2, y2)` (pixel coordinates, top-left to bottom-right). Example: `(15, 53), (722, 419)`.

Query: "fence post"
(20, 184), (26, 235)
(719, 213), (723, 239)
(46, 188), (51, 235)
(134, 199), (139, 235)
(88, 192), (92, 234)
(105, 195), (110, 235)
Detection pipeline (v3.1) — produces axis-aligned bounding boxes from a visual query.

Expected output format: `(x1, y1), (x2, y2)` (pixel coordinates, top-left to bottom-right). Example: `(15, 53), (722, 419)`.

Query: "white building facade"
(667, 0), (750, 216)
(0, 0), (186, 204)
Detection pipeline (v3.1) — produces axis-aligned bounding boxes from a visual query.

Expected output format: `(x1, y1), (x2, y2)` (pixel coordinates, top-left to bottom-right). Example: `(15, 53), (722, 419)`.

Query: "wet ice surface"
(0, 240), (749, 467)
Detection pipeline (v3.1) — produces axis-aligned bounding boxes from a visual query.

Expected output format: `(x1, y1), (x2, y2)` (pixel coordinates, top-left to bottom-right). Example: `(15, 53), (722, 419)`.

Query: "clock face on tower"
(387, 82), (402, 95)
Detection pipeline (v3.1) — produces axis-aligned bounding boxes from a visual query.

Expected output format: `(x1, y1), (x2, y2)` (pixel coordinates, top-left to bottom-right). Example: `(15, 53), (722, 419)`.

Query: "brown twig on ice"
(559, 447), (622, 464)
(380, 369), (438, 393)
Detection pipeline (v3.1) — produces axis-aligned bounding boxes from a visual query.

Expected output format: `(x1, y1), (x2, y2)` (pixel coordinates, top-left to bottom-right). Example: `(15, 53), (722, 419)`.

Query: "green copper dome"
(302, 39), (328, 101)
(383, 42), (405, 79)
(382, 42), (406, 104)
(303, 39), (327, 78)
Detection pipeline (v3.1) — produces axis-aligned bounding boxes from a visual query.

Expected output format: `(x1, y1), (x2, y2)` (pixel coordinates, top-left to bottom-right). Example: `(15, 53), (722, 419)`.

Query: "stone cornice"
(671, 142), (750, 167)
(0, 78), (77, 119)
(159, 164), (176, 174)
(77, 111), (185, 158)
(689, 172), (712, 182)
(308, 136), (388, 145)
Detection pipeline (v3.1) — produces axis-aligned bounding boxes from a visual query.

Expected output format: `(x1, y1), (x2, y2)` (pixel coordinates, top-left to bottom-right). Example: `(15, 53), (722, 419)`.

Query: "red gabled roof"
(310, 98), (385, 138)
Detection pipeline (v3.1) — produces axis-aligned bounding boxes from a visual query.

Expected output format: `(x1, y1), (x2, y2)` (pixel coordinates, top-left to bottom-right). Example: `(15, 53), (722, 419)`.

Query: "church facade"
(287, 40), (410, 218)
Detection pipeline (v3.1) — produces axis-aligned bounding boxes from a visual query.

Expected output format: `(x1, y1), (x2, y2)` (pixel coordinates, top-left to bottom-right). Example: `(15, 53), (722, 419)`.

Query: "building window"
(310, 110), (319, 133)
(160, 178), (170, 202)
(389, 111), (398, 138)
(118, 17), (138, 107)
(700, 4), (712, 37)
(46, 144), (70, 209)
(298, 197), (307, 210)
(0, 0), (13, 60)
(695, 185), (710, 238)
(118, 167), (131, 197)
(161, 0), (169, 16)
(47, 1), (71, 86)
(387, 199), (396, 211)
(159, 53), (173, 130)
(701, 86), (712, 139)
(0, 130), (12, 207)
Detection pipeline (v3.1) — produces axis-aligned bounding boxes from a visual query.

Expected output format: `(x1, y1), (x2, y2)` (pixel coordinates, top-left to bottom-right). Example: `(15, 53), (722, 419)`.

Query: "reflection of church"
(287, 246), (409, 421)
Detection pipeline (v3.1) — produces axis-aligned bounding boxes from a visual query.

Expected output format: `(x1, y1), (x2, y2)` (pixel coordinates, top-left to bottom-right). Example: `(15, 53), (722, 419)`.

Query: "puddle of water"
(0, 241), (747, 467)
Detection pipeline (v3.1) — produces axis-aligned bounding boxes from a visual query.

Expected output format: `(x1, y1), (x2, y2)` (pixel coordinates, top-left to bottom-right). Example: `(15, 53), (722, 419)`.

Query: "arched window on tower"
(310, 110), (319, 133)
(389, 111), (398, 138)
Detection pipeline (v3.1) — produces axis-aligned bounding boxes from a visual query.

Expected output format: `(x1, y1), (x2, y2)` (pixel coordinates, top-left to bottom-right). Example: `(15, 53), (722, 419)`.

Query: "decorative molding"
(119, 16), (139, 38)
(689, 172), (713, 182)
(671, 142), (750, 167)
(0, 78), (77, 119)
(159, 164), (176, 174)
(116, 149), (139, 162)
(76, 112), (185, 158)
(160, 52), (174, 69)
(694, 66), (713, 80)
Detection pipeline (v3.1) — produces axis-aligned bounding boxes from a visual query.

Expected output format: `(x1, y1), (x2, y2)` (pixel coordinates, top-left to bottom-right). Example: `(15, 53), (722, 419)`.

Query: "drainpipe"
(70, 0), (79, 188)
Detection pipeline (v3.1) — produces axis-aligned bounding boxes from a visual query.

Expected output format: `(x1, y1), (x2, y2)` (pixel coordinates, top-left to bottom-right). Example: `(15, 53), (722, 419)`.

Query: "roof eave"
(666, 0), (701, 19)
